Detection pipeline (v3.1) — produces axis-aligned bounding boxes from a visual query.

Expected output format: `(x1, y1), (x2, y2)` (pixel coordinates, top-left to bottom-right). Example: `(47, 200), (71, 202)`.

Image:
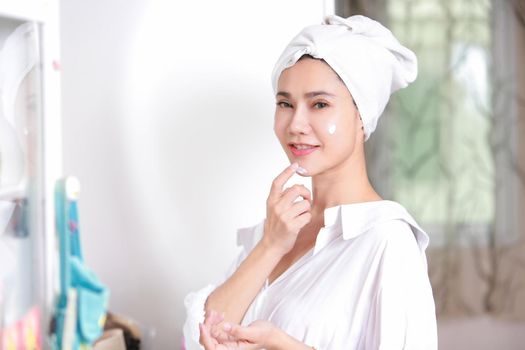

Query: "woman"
(184, 15), (437, 350)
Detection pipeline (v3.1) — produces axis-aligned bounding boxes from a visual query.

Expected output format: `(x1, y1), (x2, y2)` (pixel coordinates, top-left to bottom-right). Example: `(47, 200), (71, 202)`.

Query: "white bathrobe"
(183, 200), (437, 350)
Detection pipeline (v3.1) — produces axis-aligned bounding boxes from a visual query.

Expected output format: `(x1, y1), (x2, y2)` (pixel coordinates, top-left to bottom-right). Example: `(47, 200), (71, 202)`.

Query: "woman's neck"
(310, 150), (381, 218)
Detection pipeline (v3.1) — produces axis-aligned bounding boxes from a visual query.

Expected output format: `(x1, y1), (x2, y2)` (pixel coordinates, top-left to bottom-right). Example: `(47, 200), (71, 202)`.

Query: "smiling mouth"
(288, 143), (320, 156)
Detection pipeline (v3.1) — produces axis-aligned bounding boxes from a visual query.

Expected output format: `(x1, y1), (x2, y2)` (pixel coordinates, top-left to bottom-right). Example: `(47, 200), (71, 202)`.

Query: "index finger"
(269, 163), (299, 198)
(199, 323), (214, 348)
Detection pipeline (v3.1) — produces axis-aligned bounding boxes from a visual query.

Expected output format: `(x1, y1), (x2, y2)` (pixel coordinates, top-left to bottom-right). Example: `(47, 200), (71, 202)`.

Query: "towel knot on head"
(271, 15), (417, 141)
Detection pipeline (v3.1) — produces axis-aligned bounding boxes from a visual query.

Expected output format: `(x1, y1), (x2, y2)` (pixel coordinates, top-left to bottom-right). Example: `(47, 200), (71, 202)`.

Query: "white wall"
(59, 1), (326, 348)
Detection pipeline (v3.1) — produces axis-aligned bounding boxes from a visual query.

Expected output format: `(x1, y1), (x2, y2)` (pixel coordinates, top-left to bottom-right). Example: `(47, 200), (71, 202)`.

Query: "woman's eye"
(277, 101), (292, 108)
(313, 102), (328, 109)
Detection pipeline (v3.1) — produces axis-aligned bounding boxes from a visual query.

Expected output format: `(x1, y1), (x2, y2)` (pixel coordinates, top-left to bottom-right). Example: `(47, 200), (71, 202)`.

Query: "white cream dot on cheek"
(328, 123), (337, 135)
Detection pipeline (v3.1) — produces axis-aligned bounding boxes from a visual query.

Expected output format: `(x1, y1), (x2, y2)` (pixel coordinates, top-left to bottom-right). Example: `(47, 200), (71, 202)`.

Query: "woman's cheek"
(273, 118), (286, 138)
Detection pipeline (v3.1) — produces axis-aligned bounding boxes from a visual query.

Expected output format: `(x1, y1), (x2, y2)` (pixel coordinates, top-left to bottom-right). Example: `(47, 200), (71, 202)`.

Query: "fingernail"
(290, 162), (299, 170)
(223, 323), (232, 331)
(296, 166), (307, 175)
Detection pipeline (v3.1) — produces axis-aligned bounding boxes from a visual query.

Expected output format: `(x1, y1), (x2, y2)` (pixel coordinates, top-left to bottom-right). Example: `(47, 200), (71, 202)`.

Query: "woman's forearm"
(205, 163), (310, 325)
(205, 238), (283, 324)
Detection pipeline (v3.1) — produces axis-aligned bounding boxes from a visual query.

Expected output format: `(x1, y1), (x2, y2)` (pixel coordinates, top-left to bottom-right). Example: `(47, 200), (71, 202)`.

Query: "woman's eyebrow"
(276, 91), (336, 98)
(305, 91), (336, 98)
(276, 91), (291, 98)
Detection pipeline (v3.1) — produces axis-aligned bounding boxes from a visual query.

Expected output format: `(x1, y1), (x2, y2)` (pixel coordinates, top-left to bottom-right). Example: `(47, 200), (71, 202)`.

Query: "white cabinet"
(0, 1), (61, 349)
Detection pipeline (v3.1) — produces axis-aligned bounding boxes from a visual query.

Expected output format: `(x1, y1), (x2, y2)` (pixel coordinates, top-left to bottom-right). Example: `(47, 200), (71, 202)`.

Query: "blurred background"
(1, 0), (523, 349)
(338, 1), (525, 349)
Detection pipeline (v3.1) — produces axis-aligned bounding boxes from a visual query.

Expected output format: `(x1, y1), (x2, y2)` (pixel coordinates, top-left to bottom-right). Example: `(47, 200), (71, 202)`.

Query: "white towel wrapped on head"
(271, 15), (417, 141)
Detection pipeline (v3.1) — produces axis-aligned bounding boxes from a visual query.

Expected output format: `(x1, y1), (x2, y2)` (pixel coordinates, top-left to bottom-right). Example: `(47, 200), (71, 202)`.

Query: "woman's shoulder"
(339, 200), (429, 253)
(366, 218), (422, 250)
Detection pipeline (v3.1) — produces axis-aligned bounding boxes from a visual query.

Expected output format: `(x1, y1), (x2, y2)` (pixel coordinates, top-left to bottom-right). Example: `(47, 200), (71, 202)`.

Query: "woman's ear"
(353, 111), (365, 144)
(358, 113), (364, 131)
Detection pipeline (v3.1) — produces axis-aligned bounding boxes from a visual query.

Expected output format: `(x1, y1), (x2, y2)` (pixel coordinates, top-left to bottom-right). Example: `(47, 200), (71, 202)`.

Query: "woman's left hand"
(199, 311), (238, 350)
(222, 320), (280, 350)
(199, 310), (258, 350)
(221, 321), (314, 350)
(200, 309), (312, 350)
(200, 310), (280, 350)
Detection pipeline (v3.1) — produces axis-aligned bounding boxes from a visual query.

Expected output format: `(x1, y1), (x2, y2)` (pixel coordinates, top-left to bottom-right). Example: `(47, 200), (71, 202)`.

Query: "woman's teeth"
(293, 144), (315, 150)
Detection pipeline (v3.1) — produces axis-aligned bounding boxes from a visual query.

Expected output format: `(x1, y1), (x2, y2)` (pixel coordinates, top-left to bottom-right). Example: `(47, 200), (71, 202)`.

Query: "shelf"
(0, 1), (61, 349)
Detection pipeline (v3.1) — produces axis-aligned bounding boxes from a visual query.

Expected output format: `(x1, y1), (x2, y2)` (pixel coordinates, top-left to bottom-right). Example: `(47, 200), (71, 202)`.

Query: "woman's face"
(274, 57), (363, 176)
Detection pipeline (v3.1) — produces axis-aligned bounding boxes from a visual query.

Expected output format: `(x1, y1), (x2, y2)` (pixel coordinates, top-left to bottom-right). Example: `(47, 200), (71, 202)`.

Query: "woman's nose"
(288, 106), (311, 134)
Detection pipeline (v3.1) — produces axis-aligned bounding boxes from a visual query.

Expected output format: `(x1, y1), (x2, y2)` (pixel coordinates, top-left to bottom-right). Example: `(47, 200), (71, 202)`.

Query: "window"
(337, 0), (525, 316)
(387, 0), (495, 243)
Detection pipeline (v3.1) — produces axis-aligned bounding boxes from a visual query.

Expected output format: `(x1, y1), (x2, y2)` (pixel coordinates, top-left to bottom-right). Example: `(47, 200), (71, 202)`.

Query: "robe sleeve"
(366, 220), (438, 350)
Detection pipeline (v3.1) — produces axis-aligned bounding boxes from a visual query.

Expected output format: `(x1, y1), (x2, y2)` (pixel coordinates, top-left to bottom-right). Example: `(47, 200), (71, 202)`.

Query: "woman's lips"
(288, 144), (319, 157)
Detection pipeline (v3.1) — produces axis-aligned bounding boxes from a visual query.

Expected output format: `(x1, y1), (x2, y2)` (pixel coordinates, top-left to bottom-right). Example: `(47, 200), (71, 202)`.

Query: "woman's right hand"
(262, 163), (312, 256)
